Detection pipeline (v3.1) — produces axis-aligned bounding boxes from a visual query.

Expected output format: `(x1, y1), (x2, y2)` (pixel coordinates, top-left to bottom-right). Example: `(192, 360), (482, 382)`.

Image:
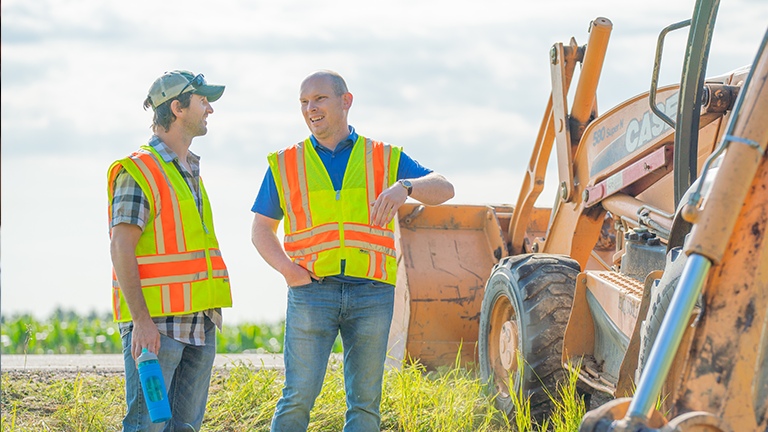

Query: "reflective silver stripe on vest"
(212, 270), (229, 278)
(161, 283), (193, 313)
(136, 250), (207, 264)
(162, 284), (171, 313)
(114, 288), (122, 320)
(113, 277), (123, 320)
(342, 223), (395, 240)
(366, 251), (376, 278)
(295, 143), (312, 229)
(306, 253), (318, 273)
(141, 271), (209, 287)
(285, 240), (342, 257)
(183, 282), (191, 311)
(132, 155), (166, 254)
(277, 149), (298, 233)
(380, 253), (388, 280)
(284, 223), (340, 243)
(209, 249), (223, 257)
(345, 240), (396, 257)
(382, 144), (391, 189)
(365, 138), (376, 207)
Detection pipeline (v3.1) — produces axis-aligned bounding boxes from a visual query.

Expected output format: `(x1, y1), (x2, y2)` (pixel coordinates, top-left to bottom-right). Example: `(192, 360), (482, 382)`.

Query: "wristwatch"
(399, 179), (413, 196)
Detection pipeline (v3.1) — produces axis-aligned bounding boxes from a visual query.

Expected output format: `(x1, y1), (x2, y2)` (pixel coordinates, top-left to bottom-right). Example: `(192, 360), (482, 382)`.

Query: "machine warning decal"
(590, 92), (678, 177)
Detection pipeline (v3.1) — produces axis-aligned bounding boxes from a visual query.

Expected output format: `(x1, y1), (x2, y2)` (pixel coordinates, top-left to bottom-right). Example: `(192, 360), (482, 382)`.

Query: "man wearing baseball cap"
(108, 70), (232, 431)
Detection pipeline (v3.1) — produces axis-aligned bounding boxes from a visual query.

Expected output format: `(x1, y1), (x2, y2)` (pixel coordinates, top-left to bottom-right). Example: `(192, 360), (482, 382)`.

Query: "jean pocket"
(119, 324), (133, 339)
(289, 281), (314, 289)
(368, 281), (394, 289)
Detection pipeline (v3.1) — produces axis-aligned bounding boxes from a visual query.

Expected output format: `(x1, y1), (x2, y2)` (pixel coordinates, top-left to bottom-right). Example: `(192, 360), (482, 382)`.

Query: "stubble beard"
(184, 116), (208, 138)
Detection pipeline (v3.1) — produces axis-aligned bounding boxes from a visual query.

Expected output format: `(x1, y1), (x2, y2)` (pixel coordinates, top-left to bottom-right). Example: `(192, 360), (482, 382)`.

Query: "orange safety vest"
(107, 145), (232, 322)
(269, 135), (401, 284)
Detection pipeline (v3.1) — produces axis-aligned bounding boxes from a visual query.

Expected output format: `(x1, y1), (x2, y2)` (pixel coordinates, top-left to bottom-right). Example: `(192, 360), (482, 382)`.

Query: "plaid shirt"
(111, 135), (222, 346)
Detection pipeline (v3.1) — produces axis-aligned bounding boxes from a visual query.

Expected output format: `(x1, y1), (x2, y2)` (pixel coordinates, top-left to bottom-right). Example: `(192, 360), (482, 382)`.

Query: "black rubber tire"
(478, 253), (580, 420)
(635, 247), (688, 383)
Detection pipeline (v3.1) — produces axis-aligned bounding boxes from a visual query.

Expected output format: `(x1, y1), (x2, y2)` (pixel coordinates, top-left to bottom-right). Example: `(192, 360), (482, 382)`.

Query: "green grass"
(1, 312), (590, 431)
(381, 359), (504, 431)
(1, 310), (342, 355)
(1, 371), (126, 431)
(0, 357), (590, 431)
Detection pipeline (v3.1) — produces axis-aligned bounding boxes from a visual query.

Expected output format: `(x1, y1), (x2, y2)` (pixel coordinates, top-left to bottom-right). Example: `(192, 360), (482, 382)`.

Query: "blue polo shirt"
(252, 126), (433, 283)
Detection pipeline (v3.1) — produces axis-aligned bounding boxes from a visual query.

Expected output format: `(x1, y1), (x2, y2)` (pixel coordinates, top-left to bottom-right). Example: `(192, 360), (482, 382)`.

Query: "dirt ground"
(2, 368), (122, 383)
(1, 366), (251, 385)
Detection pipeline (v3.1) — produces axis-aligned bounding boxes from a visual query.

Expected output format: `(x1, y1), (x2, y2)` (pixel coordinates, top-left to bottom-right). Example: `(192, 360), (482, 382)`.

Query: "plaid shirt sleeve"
(110, 168), (150, 230)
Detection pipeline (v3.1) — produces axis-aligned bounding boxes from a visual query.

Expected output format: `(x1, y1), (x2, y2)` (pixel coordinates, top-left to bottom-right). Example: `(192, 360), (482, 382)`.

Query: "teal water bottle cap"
(138, 349), (159, 364)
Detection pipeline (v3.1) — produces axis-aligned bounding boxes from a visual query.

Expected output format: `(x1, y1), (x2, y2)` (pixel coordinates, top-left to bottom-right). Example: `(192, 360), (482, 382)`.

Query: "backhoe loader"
(386, 0), (768, 430)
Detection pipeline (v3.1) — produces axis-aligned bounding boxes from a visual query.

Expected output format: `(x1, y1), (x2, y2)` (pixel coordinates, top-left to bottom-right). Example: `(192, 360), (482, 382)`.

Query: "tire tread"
(479, 253), (581, 420)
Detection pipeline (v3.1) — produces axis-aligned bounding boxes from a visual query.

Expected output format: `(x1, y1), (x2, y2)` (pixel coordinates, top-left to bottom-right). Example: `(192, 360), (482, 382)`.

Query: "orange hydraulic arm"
(507, 39), (581, 256)
(508, 18), (612, 257)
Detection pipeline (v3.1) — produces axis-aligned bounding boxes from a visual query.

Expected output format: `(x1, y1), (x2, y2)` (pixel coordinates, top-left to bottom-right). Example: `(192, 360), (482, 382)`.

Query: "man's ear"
(170, 99), (185, 117)
(342, 93), (353, 110)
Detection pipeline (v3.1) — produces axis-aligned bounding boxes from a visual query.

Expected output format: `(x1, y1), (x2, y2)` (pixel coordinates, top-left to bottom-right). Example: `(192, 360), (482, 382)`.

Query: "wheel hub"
(499, 320), (518, 370)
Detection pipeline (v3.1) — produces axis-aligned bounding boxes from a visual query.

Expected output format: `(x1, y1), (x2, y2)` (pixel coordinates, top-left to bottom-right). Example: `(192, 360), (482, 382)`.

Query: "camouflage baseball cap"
(146, 70), (225, 110)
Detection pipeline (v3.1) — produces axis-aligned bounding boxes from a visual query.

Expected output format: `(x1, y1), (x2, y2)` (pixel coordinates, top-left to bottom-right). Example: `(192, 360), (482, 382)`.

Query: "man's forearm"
(410, 172), (454, 205)
(251, 222), (295, 275)
(111, 223), (161, 359)
(251, 214), (313, 287)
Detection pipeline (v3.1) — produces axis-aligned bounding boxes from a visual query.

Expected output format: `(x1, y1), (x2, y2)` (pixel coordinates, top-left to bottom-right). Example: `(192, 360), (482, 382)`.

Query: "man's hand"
(283, 263), (317, 287)
(131, 318), (161, 361)
(370, 182), (408, 227)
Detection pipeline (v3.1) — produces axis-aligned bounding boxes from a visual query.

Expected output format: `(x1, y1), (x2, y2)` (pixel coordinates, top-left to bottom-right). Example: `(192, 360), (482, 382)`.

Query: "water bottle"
(137, 348), (171, 423)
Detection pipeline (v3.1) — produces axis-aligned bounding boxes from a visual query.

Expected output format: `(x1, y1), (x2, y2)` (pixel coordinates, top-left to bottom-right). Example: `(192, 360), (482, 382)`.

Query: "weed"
(546, 360), (587, 432)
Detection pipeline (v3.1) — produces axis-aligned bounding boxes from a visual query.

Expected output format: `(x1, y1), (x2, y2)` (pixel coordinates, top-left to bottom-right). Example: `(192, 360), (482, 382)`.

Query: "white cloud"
(2, 0), (766, 322)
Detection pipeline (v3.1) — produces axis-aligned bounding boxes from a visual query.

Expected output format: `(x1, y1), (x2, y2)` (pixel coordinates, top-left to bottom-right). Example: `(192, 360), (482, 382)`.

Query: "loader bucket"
(387, 203), (509, 370)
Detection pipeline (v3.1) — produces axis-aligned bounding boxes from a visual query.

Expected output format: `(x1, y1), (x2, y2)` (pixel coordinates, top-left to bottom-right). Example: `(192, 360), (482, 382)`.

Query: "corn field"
(0, 309), (342, 355)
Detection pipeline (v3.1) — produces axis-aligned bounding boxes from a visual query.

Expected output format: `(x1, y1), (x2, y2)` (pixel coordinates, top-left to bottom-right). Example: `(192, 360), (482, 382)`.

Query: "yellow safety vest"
(107, 145), (232, 322)
(269, 135), (401, 285)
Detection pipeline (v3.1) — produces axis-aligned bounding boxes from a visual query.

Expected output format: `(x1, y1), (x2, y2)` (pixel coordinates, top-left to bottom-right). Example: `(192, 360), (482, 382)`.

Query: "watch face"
(401, 180), (413, 196)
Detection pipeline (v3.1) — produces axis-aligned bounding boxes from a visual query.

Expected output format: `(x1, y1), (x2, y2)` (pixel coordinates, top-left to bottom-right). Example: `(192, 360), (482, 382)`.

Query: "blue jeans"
(120, 316), (216, 432)
(271, 280), (395, 432)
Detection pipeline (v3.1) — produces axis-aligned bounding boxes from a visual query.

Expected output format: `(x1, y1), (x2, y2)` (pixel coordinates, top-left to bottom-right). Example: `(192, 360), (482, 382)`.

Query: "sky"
(2, 0), (766, 324)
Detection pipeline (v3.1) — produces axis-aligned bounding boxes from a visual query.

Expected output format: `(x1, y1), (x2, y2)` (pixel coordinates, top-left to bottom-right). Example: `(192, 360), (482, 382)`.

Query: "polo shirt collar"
(310, 126), (358, 153)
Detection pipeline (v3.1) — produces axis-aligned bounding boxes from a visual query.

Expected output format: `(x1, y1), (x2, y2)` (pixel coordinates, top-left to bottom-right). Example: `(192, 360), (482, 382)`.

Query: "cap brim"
(193, 84), (225, 103)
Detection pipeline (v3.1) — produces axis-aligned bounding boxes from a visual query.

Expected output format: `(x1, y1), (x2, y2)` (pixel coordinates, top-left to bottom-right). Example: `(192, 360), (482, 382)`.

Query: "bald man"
(251, 70), (454, 431)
